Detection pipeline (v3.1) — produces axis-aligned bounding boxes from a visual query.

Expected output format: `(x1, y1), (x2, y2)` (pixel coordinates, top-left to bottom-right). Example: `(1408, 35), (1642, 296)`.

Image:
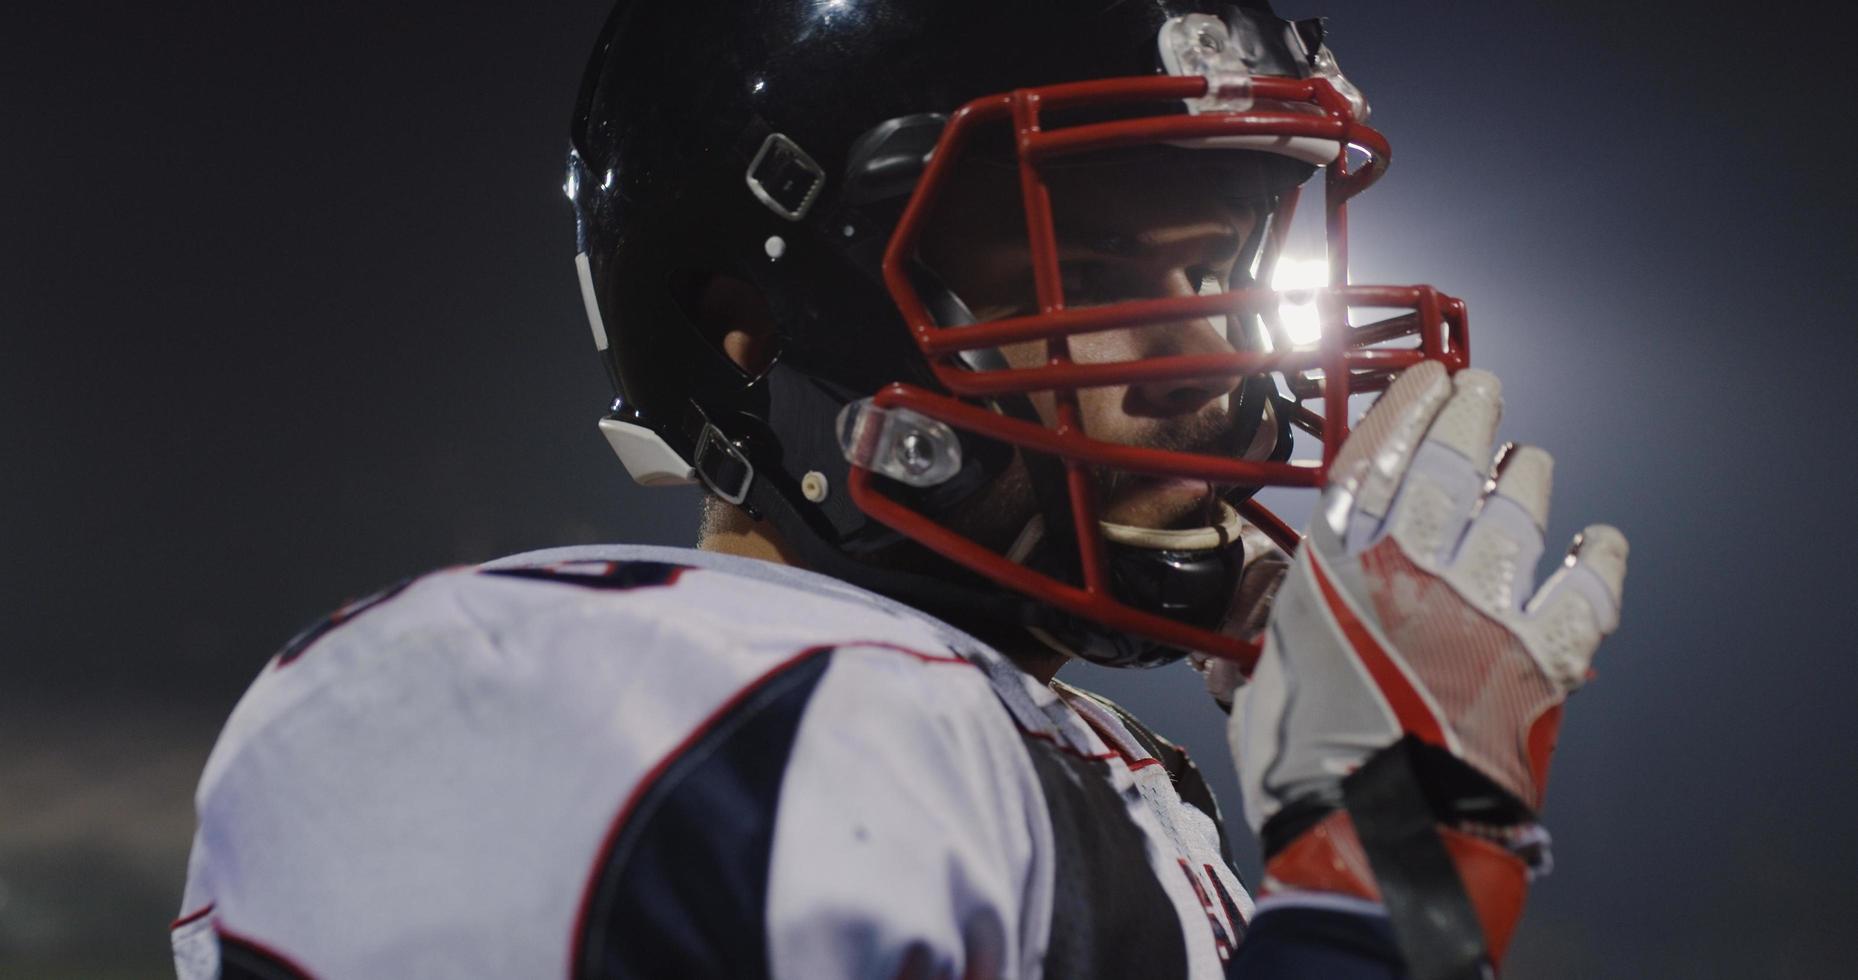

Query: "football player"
(173, 2), (1626, 978)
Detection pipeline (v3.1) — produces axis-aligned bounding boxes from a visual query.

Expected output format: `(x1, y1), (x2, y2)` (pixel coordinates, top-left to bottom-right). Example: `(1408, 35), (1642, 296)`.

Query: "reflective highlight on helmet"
(1158, 13), (1255, 114)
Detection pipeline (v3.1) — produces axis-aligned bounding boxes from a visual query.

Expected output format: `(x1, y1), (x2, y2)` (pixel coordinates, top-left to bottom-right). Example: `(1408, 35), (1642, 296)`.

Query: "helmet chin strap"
(1005, 498), (1256, 669)
(1100, 503), (1246, 550)
(1007, 498), (1249, 562)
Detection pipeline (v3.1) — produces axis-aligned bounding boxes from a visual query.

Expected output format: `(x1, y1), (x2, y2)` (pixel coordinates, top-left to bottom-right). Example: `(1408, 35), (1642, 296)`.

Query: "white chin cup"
(1100, 498), (1243, 551)
(1004, 498), (1245, 564)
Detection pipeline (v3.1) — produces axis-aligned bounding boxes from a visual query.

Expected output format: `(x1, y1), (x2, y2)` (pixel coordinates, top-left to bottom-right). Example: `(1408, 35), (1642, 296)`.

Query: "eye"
(1187, 265), (1224, 295)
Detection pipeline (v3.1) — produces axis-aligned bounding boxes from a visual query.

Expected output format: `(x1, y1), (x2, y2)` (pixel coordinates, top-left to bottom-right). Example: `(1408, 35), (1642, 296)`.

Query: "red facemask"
(848, 71), (1468, 673)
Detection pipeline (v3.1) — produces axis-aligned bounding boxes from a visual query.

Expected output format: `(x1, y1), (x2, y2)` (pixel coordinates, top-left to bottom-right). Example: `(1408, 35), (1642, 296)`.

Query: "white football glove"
(1232, 361), (1627, 836)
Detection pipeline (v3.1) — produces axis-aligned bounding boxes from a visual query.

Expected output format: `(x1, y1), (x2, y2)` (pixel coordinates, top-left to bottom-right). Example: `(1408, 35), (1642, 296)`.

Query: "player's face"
(918, 152), (1274, 540)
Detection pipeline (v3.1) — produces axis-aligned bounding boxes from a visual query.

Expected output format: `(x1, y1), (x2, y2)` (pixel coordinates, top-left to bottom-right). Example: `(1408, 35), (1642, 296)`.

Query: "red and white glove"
(1229, 362), (1626, 963)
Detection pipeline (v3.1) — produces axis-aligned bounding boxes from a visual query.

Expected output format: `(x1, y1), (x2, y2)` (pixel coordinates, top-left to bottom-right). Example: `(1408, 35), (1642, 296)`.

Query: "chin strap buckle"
(694, 422), (755, 506)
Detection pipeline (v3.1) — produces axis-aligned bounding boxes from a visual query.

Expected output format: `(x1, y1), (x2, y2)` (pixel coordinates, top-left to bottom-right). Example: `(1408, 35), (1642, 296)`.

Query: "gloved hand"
(1229, 361), (1626, 965)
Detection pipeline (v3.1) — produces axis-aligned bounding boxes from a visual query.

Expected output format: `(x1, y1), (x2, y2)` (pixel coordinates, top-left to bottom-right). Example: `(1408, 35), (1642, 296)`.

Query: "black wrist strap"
(1341, 736), (1494, 980)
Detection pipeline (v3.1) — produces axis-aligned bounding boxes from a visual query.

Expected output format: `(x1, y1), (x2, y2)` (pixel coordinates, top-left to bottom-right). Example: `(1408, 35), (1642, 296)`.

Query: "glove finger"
(1377, 369), (1504, 560)
(1489, 441), (1552, 530)
(1318, 361), (1453, 548)
(1570, 523), (1628, 611)
(1522, 524), (1629, 692)
(1445, 443), (1551, 615)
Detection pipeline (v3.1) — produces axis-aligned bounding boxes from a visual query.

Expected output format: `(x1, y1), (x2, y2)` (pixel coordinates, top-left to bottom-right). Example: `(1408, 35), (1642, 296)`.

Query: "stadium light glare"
(1271, 257), (1329, 348)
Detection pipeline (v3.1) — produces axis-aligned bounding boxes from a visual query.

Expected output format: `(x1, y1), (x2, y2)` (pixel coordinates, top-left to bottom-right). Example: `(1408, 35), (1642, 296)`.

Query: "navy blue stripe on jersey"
(572, 645), (834, 980)
(481, 560), (688, 591)
(217, 930), (312, 980)
(1021, 732), (1189, 979)
(1206, 864), (1249, 942)
(1229, 908), (1404, 979)
(274, 575), (420, 667)
(1178, 858), (1237, 963)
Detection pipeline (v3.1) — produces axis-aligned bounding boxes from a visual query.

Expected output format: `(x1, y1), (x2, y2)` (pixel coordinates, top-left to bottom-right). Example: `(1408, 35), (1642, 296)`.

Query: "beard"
(1096, 400), (1258, 529)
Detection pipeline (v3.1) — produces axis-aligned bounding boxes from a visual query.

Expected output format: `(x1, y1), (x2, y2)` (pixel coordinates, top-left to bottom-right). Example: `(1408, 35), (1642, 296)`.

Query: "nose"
(1123, 270), (1245, 418)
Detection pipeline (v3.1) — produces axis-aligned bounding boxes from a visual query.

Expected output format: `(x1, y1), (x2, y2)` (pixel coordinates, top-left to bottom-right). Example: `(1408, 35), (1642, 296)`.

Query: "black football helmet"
(566, 0), (1467, 670)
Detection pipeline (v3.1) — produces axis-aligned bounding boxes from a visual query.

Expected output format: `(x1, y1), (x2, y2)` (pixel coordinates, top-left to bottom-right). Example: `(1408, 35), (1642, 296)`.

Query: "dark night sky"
(6, 2), (1857, 976)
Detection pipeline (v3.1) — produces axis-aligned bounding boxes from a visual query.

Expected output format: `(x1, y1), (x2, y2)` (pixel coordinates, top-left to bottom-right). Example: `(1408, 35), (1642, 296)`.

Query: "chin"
(1100, 478), (1220, 531)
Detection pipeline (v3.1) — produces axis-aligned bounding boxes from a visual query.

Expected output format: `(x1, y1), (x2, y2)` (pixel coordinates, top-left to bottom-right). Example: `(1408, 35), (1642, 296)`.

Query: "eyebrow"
(1062, 220), (1245, 260)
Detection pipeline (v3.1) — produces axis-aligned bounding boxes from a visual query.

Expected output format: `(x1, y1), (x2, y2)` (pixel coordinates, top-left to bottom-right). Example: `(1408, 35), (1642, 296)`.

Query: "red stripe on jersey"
(1177, 858), (1233, 961)
(849, 642), (973, 666)
(170, 903), (214, 930)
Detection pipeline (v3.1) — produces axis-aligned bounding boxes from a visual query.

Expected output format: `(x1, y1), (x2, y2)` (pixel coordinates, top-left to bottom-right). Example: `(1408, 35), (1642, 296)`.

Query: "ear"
(692, 273), (777, 377)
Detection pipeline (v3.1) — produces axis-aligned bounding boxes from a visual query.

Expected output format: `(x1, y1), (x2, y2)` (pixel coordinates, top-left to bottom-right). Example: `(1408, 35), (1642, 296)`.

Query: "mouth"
(1098, 400), (1280, 532)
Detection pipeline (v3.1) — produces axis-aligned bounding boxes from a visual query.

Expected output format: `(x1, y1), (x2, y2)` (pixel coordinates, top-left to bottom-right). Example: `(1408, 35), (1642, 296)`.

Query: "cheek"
(1077, 387), (1131, 442)
(998, 340), (1059, 426)
(996, 336), (1140, 440)
(937, 452), (1039, 555)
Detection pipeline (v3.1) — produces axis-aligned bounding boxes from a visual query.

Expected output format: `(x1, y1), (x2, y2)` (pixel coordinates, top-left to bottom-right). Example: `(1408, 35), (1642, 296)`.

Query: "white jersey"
(174, 545), (1251, 979)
